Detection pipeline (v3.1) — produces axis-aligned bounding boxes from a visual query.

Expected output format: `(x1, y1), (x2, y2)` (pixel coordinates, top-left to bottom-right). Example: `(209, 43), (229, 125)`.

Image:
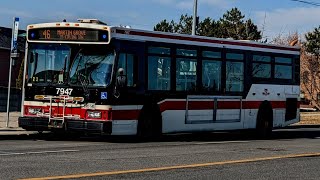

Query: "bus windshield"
(69, 47), (115, 87)
(28, 44), (70, 84)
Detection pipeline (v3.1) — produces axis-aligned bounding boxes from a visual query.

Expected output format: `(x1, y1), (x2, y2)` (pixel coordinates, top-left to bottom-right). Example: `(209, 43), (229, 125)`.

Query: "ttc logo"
(262, 89), (270, 96)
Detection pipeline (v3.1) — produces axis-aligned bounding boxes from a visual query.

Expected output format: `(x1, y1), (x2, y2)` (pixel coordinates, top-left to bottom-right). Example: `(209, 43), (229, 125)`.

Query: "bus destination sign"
(28, 28), (109, 42)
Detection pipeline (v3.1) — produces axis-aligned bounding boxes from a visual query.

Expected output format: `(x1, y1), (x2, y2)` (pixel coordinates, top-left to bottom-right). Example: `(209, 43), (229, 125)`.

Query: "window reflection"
(69, 48), (115, 87)
(202, 51), (221, 59)
(275, 57), (292, 64)
(226, 62), (244, 92)
(176, 58), (197, 91)
(148, 56), (171, 90)
(275, 65), (292, 79)
(202, 60), (221, 91)
(118, 53), (134, 87)
(252, 63), (271, 78)
(226, 53), (244, 60)
(148, 47), (170, 55)
(28, 44), (70, 84)
(176, 49), (197, 57)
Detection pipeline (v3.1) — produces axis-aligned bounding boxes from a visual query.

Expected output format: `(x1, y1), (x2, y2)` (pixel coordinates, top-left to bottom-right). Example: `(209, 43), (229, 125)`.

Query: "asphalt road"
(0, 127), (320, 180)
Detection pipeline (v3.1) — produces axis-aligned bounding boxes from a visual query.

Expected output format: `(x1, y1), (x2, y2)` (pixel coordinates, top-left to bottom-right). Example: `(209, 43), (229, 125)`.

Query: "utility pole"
(192, 0), (198, 35)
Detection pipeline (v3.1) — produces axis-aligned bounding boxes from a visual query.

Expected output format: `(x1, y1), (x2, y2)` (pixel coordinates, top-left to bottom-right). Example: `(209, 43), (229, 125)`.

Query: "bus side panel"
(161, 110), (244, 134)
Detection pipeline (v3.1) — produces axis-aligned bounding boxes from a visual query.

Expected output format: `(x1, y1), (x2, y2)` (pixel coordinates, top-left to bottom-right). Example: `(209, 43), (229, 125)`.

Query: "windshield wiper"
(74, 53), (90, 100)
(60, 55), (69, 84)
(77, 72), (90, 100)
(31, 52), (39, 79)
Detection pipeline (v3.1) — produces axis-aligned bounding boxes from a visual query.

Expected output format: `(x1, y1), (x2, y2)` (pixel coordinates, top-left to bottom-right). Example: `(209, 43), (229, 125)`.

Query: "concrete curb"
(283, 124), (320, 129)
(0, 127), (24, 131)
(0, 129), (39, 137)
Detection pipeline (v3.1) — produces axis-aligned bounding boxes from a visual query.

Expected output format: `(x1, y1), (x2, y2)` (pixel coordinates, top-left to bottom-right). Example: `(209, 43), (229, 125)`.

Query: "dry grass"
(298, 112), (320, 125)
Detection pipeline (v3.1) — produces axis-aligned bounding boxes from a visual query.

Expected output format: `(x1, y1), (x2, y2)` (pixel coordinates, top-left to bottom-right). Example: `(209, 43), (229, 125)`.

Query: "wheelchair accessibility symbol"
(101, 92), (108, 100)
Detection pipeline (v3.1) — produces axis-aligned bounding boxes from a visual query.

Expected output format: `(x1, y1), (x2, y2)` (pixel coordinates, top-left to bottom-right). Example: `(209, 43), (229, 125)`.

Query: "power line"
(291, 0), (320, 6)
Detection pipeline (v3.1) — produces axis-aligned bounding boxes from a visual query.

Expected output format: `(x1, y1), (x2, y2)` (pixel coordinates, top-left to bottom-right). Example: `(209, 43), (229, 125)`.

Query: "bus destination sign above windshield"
(28, 28), (109, 42)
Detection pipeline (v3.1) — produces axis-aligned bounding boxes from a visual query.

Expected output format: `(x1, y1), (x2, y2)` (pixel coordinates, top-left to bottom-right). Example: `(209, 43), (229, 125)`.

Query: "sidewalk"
(0, 112), (29, 135)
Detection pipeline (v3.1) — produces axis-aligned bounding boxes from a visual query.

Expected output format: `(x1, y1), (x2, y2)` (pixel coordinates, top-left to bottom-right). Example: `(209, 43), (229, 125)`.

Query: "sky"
(1, 0), (320, 40)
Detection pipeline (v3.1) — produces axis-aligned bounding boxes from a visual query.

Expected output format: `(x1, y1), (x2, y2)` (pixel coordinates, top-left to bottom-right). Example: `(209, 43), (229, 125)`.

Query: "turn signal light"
(34, 95), (45, 100)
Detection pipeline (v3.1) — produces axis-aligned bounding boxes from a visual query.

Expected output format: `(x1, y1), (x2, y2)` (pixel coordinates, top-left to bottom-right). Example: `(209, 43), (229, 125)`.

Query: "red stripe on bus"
(115, 30), (299, 52)
(23, 105), (140, 121)
(112, 110), (141, 120)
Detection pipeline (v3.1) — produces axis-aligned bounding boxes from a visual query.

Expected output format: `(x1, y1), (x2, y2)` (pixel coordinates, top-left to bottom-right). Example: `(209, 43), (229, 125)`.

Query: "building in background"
(0, 26), (25, 88)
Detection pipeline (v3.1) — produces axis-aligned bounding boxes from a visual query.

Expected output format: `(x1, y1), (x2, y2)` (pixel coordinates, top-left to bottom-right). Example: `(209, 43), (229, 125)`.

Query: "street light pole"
(192, 0), (198, 36)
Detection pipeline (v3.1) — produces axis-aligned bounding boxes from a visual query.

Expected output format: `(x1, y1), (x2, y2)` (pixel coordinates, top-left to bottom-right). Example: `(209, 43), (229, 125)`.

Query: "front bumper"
(18, 117), (112, 134)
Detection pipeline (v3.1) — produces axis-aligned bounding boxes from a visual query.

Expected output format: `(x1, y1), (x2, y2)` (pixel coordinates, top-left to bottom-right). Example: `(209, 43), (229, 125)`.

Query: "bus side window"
(274, 57), (292, 80)
(176, 48), (197, 91)
(226, 53), (244, 92)
(118, 53), (135, 87)
(201, 50), (222, 92)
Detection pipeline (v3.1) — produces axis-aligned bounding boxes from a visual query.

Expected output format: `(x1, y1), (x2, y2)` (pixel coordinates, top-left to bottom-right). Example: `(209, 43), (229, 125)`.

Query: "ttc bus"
(18, 19), (300, 137)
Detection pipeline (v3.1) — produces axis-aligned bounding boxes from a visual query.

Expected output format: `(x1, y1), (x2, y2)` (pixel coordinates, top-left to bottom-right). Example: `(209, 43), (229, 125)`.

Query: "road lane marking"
(19, 152), (320, 180)
(0, 150), (79, 156)
(194, 141), (249, 145)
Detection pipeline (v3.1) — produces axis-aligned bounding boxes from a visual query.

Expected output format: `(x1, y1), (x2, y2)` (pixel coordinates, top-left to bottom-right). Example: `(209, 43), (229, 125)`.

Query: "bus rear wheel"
(256, 101), (273, 139)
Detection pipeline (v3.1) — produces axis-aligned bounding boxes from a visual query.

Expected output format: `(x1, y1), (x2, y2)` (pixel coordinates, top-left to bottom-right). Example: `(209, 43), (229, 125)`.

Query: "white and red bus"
(19, 19), (300, 137)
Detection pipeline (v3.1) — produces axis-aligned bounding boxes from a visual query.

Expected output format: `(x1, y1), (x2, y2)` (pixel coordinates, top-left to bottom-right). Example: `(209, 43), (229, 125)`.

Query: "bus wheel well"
(137, 101), (162, 139)
(256, 100), (273, 138)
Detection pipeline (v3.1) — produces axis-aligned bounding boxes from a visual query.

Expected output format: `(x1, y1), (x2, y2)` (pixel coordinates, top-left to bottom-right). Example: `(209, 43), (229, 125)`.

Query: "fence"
(0, 87), (21, 112)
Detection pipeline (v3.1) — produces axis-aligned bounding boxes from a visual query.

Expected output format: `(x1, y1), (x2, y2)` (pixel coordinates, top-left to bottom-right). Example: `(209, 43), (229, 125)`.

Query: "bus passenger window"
(147, 46), (172, 91)
(176, 58), (197, 91)
(226, 62), (244, 92)
(148, 56), (171, 90)
(252, 55), (271, 78)
(202, 50), (222, 92)
(202, 60), (221, 91)
(275, 65), (292, 79)
(226, 53), (244, 92)
(118, 53), (134, 87)
(274, 57), (292, 80)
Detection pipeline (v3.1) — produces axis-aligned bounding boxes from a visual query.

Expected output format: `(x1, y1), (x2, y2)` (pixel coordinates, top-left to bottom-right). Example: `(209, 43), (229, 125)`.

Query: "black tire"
(137, 103), (162, 140)
(256, 101), (273, 139)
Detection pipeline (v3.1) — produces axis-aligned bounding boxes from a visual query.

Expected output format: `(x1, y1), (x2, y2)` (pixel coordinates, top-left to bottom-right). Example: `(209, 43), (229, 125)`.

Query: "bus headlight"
(87, 111), (102, 119)
(28, 107), (42, 115)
